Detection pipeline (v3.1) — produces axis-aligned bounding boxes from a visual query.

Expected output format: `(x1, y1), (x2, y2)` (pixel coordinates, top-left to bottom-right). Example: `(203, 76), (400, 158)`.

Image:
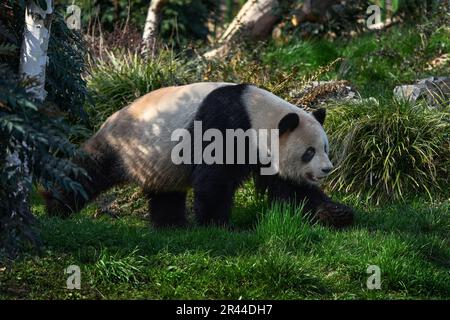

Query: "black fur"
(278, 113), (299, 136)
(191, 84), (254, 226)
(146, 191), (187, 227)
(312, 108), (326, 126)
(43, 140), (125, 217)
(301, 147), (316, 163)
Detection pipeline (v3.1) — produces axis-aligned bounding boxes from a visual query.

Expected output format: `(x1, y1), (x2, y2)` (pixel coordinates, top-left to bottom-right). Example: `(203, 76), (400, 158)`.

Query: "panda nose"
(322, 167), (333, 174)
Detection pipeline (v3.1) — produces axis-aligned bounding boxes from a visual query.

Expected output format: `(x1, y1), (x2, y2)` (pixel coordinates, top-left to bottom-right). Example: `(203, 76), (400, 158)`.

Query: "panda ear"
(278, 113), (299, 136)
(312, 108), (326, 126)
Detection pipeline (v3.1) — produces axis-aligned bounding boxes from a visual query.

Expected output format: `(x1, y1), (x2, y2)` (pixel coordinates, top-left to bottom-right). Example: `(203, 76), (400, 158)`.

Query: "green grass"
(1, 186), (449, 299)
(263, 24), (450, 97)
(325, 98), (450, 203)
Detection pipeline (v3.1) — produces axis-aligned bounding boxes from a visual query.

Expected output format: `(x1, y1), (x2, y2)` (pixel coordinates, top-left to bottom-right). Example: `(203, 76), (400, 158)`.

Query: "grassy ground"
(1, 184), (449, 299)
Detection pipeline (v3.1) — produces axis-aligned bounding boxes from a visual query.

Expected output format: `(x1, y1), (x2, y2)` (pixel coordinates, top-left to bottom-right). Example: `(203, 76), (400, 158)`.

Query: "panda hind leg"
(147, 191), (187, 228)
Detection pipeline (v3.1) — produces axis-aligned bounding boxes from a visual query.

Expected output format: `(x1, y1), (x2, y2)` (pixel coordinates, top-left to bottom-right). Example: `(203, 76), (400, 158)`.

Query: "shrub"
(86, 50), (192, 129)
(58, 0), (220, 51)
(325, 98), (450, 203)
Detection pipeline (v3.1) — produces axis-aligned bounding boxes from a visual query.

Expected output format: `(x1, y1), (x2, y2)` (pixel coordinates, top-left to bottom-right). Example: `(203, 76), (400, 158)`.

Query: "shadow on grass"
(39, 214), (262, 260)
(1, 195), (446, 299)
(36, 194), (450, 268)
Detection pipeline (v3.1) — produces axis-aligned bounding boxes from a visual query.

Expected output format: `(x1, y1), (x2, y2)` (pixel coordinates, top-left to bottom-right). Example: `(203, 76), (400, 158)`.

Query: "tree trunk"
(204, 0), (281, 59)
(19, 0), (53, 101)
(141, 0), (167, 58)
(7, 0), (53, 235)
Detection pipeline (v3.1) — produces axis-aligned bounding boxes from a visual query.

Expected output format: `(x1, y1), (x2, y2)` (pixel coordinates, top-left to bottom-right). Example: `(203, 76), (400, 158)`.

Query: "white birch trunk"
(19, 0), (53, 101)
(204, 0), (280, 59)
(7, 0), (53, 215)
(141, 0), (167, 57)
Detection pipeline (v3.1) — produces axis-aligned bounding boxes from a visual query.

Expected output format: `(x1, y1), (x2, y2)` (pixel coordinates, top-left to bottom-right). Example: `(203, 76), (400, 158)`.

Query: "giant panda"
(43, 82), (354, 228)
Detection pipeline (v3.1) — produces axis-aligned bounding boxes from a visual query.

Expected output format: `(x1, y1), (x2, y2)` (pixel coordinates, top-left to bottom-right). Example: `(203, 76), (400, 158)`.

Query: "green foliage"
(159, 0), (220, 49)
(47, 12), (89, 120)
(0, 43), (18, 56)
(231, 180), (267, 229)
(263, 41), (340, 74)
(94, 248), (148, 285)
(0, 1), (88, 258)
(256, 202), (315, 253)
(325, 98), (450, 203)
(394, 0), (444, 21)
(86, 50), (192, 129)
(200, 46), (315, 101)
(58, 0), (220, 49)
(264, 24), (450, 97)
(342, 26), (449, 96)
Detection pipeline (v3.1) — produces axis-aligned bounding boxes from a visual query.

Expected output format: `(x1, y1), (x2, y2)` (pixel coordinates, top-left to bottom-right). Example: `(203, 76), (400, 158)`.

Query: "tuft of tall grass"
(325, 98), (450, 203)
(86, 50), (192, 130)
(94, 247), (148, 285)
(231, 180), (267, 229)
(256, 202), (322, 253)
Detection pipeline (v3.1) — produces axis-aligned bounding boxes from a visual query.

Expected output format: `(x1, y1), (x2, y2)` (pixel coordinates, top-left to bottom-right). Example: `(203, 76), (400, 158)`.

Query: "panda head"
(277, 108), (333, 185)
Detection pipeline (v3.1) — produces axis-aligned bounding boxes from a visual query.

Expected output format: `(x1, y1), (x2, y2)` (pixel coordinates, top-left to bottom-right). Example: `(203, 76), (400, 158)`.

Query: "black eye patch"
(302, 147), (315, 163)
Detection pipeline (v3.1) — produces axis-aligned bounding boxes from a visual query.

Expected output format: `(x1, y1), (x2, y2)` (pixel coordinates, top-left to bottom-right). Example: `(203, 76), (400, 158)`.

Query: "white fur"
(242, 85), (333, 185)
(92, 82), (233, 191)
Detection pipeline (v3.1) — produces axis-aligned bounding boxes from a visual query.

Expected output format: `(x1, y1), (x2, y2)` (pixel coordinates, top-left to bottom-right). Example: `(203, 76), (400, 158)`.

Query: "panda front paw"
(314, 201), (355, 229)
